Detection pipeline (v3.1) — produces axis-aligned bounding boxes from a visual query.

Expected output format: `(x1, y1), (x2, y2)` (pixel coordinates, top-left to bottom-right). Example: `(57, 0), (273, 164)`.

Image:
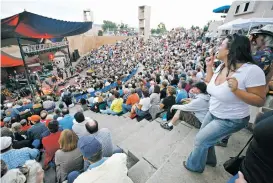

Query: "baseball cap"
(28, 115), (41, 122)
(77, 136), (102, 159)
(3, 117), (11, 123)
(1, 136), (12, 151)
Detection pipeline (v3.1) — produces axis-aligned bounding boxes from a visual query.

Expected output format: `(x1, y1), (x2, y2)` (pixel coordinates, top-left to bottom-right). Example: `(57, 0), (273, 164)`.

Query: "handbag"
(223, 135), (253, 175)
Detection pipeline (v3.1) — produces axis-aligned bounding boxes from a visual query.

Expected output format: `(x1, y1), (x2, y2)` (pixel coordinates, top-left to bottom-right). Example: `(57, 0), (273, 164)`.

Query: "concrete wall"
(224, 0), (273, 23)
(67, 35), (128, 55)
(208, 20), (224, 37)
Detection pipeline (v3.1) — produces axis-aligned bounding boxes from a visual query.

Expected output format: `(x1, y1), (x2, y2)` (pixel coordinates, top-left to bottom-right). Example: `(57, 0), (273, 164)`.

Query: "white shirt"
(207, 63), (265, 119)
(196, 72), (204, 80)
(139, 97), (151, 112)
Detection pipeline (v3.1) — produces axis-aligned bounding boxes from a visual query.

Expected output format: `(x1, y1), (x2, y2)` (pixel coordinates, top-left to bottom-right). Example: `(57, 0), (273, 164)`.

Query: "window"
(235, 5), (240, 14)
(244, 2), (250, 12)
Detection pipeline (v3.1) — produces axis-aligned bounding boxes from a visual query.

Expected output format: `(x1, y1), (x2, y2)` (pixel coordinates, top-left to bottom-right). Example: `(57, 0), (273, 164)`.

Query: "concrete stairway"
(82, 110), (252, 183)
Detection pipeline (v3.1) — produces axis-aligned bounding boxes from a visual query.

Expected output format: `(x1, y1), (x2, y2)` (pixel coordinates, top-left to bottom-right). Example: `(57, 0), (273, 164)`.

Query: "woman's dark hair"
(181, 81), (187, 89)
(193, 82), (207, 94)
(114, 91), (120, 98)
(80, 98), (87, 105)
(153, 85), (160, 94)
(224, 33), (256, 76)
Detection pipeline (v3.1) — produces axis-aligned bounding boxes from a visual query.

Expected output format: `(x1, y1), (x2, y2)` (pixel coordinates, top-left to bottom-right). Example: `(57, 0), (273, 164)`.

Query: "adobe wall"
(67, 35), (128, 55)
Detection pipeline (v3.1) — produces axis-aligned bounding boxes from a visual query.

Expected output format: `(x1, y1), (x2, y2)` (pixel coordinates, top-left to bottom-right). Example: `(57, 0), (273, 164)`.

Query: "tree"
(98, 30), (103, 36)
(151, 29), (157, 34)
(157, 22), (167, 34)
(102, 20), (117, 32)
(203, 21), (211, 32)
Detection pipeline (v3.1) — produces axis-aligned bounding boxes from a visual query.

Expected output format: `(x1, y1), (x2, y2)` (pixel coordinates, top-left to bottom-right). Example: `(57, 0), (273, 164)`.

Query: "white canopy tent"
(233, 18), (273, 34)
(217, 18), (244, 30)
(233, 18), (273, 29)
(218, 18), (273, 34)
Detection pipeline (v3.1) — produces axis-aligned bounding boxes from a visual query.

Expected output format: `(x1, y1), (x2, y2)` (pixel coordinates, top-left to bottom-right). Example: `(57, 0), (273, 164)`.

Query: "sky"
(1, 0), (234, 29)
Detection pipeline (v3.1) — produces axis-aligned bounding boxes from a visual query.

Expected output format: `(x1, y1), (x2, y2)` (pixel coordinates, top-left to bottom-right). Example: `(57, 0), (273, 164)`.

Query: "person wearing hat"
(161, 82), (210, 130)
(42, 120), (61, 170)
(67, 135), (105, 182)
(70, 136), (132, 183)
(1, 160), (26, 183)
(0, 136), (39, 169)
(27, 115), (48, 141)
(249, 24), (273, 84)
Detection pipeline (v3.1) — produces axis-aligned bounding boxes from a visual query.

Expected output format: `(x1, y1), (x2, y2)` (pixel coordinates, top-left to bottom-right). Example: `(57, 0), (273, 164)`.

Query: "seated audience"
(122, 89), (140, 113)
(100, 92), (123, 115)
(72, 112), (90, 137)
(176, 81), (188, 104)
(0, 136), (39, 169)
(59, 108), (74, 130)
(161, 82), (209, 130)
(130, 90), (151, 118)
(85, 119), (122, 157)
(42, 120), (61, 170)
(55, 130), (83, 183)
(27, 115), (49, 143)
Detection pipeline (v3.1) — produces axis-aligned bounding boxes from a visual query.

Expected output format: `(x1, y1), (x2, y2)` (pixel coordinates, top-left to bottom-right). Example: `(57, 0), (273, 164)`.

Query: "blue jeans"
(100, 109), (118, 115)
(122, 104), (132, 113)
(186, 111), (249, 172)
(227, 173), (239, 183)
(67, 171), (80, 183)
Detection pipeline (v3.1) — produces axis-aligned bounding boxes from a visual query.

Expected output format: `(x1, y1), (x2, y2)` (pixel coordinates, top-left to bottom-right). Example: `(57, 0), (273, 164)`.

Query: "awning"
(1, 51), (24, 67)
(233, 18), (273, 29)
(213, 5), (230, 13)
(218, 19), (244, 30)
(1, 11), (93, 39)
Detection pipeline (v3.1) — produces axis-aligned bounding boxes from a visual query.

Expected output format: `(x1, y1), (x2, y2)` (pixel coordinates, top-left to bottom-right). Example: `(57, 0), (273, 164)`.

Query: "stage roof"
(213, 5), (230, 13)
(1, 51), (23, 67)
(1, 11), (93, 39)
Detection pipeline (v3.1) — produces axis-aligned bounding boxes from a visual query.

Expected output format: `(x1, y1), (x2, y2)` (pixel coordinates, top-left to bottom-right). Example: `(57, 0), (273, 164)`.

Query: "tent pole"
(247, 22), (253, 35)
(17, 38), (35, 98)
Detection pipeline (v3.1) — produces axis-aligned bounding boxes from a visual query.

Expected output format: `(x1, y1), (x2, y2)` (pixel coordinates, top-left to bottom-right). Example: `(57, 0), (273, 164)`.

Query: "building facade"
(138, 5), (151, 41)
(224, 0), (273, 23)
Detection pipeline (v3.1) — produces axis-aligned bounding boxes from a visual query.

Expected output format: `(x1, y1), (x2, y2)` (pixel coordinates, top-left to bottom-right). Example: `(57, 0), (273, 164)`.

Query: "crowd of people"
(1, 24), (273, 183)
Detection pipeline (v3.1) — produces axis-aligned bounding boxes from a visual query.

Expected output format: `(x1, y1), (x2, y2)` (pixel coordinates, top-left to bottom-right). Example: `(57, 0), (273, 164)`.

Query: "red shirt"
(42, 131), (61, 166)
(21, 125), (31, 132)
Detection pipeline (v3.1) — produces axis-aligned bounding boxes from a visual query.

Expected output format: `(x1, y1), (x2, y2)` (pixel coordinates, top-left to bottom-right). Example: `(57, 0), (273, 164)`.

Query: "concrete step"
(118, 120), (169, 161)
(143, 122), (192, 169)
(116, 119), (150, 151)
(83, 111), (129, 132)
(128, 159), (156, 183)
(146, 128), (252, 183)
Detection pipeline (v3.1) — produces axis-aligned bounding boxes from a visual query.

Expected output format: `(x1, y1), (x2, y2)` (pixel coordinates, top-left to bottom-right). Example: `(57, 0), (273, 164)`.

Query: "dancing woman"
(184, 34), (266, 173)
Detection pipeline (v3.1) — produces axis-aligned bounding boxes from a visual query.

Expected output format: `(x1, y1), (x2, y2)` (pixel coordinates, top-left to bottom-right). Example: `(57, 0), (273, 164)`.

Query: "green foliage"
(151, 22), (167, 34)
(102, 20), (117, 32)
(98, 30), (103, 36)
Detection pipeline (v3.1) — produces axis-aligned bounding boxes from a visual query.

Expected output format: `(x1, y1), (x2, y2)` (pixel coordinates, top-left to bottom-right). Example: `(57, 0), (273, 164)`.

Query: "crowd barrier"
(74, 67), (138, 102)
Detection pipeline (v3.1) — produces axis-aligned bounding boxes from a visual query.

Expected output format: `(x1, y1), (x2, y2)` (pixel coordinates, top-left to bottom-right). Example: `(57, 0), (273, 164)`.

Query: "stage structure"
(1, 11), (93, 97)
(17, 39), (72, 96)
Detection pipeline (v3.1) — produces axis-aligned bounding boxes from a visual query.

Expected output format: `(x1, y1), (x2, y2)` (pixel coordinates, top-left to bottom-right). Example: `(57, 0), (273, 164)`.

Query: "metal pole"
(17, 38), (35, 97)
(66, 39), (72, 66)
(247, 22), (253, 35)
